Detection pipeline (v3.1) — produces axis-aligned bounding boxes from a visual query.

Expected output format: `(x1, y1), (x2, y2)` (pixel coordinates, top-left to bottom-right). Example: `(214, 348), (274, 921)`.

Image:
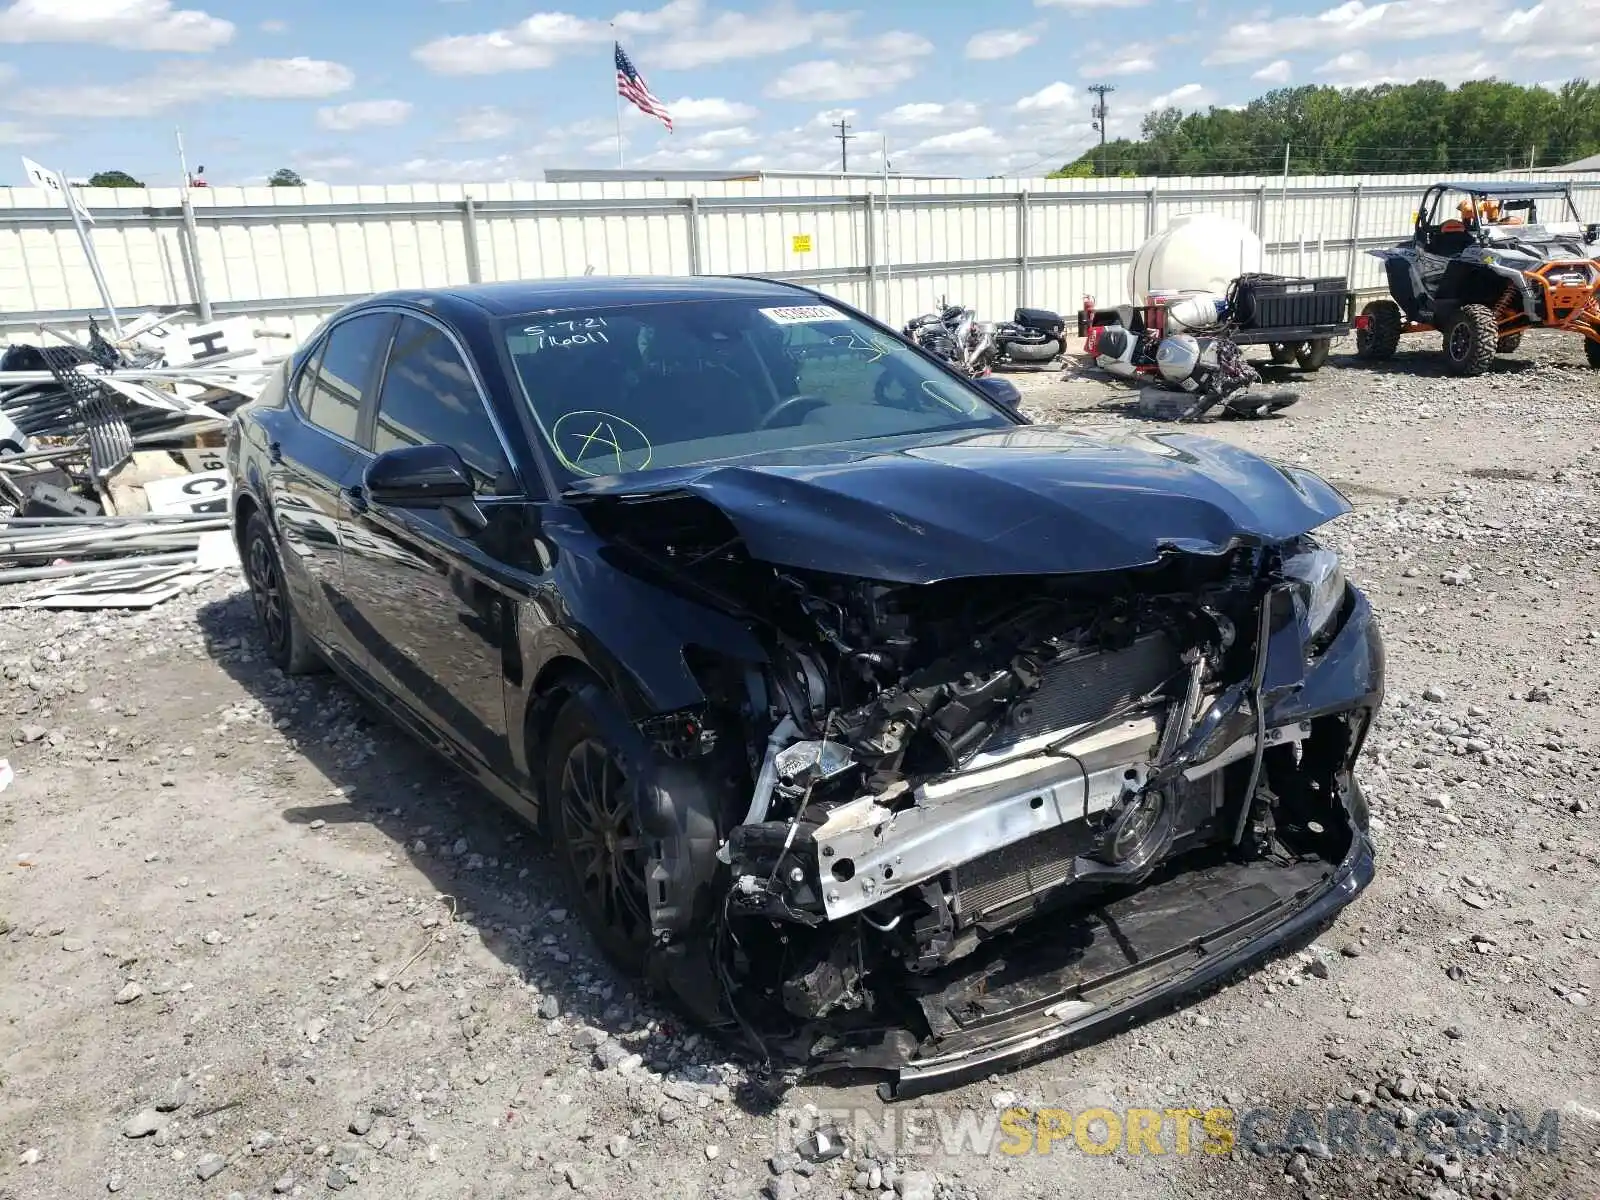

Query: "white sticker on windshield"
(758, 305), (848, 324)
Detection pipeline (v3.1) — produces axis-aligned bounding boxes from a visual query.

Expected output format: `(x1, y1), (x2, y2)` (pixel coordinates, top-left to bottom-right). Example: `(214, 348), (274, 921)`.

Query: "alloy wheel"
(558, 738), (650, 947)
(246, 533), (287, 656)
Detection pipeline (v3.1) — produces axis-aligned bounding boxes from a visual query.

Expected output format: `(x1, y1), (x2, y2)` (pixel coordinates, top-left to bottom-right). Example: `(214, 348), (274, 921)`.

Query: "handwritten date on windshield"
(523, 317), (609, 350)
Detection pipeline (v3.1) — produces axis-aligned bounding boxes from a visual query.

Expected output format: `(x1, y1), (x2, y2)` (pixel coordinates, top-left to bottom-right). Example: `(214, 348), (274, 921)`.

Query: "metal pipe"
(0, 550), (197, 584)
(177, 197), (213, 322)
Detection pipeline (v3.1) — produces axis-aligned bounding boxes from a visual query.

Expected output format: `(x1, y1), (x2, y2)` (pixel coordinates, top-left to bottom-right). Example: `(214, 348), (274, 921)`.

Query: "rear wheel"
(1585, 339), (1600, 369)
(1443, 304), (1497, 376)
(242, 510), (322, 675)
(1355, 300), (1403, 360)
(1268, 342), (1298, 365)
(545, 696), (651, 973)
(1495, 332), (1523, 354)
(1296, 339), (1331, 371)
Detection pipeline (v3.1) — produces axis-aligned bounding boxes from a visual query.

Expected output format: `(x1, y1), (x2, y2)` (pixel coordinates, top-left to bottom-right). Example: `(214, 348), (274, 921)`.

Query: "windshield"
(501, 298), (1014, 481)
(1428, 188), (1583, 235)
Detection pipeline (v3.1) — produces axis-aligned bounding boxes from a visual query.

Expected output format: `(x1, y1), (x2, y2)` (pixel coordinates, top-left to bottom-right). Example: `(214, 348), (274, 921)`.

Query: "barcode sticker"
(758, 305), (848, 324)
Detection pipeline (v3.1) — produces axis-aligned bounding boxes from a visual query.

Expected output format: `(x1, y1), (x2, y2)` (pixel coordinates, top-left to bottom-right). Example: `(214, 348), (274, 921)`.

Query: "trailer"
(1077, 273), (1356, 372)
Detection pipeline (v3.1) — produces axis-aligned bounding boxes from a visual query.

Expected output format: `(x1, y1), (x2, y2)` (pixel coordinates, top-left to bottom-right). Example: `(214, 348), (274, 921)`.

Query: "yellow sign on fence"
(791, 233), (812, 254)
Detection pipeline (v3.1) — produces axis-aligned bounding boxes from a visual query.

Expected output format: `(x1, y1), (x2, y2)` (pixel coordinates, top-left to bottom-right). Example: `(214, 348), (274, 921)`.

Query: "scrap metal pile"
(0, 314), (273, 610)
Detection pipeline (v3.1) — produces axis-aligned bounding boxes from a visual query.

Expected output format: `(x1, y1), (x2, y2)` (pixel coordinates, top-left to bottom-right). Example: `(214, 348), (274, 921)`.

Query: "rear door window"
(303, 312), (394, 443)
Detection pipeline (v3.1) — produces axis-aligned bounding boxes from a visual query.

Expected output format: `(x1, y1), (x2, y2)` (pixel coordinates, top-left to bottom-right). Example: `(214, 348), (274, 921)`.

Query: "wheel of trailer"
(1585, 339), (1600, 369)
(242, 510), (322, 675)
(1268, 342), (1298, 365)
(1296, 339), (1331, 371)
(545, 695), (651, 972)
(1355, 300), (1402, 361)
(1495, 332), (1523, 354)
(1443, 304), (1497, 377)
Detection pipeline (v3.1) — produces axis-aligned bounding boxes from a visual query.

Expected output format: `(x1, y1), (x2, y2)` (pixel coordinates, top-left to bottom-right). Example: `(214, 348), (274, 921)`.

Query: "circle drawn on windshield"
(551, 410), (653, 477)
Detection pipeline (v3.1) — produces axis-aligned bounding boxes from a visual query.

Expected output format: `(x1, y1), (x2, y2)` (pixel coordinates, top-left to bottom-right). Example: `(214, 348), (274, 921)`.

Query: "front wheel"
(545, 696), (651, 973)
(1585, 339), (1600, 369)
(1296, 339), (1331, 371)
(1496, 332), (1523, 354)
(1443, 304), (1497, 376)
(242, 510), (323, 675)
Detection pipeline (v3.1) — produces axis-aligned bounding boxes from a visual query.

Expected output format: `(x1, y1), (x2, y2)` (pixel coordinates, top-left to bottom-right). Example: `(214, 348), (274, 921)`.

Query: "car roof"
(361, 275), (821, 320)
(1439, 180), (1574, 196)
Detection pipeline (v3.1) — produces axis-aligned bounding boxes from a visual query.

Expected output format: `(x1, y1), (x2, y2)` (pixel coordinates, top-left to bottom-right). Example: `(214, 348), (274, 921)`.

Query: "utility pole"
(1088, 84), (1114, 176)
(834, 118), (854, 174)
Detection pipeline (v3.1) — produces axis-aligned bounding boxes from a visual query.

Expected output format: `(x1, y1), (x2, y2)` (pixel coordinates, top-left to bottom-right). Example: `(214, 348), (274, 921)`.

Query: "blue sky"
(0, 0), (1590, 186)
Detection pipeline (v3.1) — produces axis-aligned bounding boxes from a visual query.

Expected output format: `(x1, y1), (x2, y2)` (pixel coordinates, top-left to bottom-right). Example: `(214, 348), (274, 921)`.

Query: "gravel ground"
(2, 331), (1598, 1200)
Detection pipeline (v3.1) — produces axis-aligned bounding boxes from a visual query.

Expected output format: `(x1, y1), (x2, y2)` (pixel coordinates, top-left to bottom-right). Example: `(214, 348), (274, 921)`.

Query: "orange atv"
(1355, 180), (1600, 375)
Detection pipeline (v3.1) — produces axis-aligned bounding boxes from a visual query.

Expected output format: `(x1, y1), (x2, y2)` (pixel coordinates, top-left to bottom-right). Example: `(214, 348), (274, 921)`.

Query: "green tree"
(1053, 77), (1600, 177)
(268, 168), (304, 187)
(87, 170), (145, 188)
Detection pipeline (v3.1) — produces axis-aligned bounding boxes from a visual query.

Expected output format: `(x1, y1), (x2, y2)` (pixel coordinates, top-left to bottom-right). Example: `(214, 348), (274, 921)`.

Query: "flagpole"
(176, 124), (191, 196)
(611, 33), (624, 168)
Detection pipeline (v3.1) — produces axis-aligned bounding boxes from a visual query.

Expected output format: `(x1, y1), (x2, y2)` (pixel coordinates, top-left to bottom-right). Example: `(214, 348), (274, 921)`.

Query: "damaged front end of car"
(567, 441), (1383, 1098)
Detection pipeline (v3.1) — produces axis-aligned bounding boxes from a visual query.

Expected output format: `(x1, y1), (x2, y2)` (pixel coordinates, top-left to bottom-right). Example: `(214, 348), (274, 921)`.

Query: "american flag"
(615, 42), (672, 132)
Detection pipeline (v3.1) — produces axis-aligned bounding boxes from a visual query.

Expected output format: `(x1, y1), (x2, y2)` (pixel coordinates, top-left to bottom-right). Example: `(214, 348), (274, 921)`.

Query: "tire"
(544, 696), (651, 974)
(1495, 332), (1523, 354)
(1587, 339), (1600, 369)
(1443, 303), (1497, 377)
(1355, 300), (1403, 360)
(242, 510), (323, 675)
(1296, 339), (1331, 371)
(1268, 342), (1298, 365)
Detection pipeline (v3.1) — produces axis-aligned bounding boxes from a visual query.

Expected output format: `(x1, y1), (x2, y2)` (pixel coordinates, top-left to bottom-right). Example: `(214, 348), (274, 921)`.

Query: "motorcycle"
(1087, 292), (1297, 420)
(991, 306), (1067, 367)
(903, 299), (996, 378)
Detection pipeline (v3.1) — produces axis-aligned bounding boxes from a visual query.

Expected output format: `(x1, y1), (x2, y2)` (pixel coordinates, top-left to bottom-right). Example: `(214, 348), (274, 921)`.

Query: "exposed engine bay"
(580, 475), (1383, 1097)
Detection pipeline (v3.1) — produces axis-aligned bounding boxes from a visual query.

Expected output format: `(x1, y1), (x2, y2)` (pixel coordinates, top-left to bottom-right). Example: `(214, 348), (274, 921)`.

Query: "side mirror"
(365, 443), (474, 507)
(973, 374), (1024, 415)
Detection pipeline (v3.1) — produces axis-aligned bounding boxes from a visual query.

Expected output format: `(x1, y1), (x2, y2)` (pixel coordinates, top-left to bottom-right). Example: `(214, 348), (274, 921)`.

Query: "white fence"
(0, 170), (1589, 342)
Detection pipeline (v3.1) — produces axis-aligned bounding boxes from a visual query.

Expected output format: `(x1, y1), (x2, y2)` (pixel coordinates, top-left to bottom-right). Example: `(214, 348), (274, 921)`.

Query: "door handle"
(344, 484), (368, 514)
(267, 441), (283, 464)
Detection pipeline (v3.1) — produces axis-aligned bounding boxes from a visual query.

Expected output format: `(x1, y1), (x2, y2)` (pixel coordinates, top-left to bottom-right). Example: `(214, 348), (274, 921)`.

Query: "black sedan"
(226, 276), (1383, 1098)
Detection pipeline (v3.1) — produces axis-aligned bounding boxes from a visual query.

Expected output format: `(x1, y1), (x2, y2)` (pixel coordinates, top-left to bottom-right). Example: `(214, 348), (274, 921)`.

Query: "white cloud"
(1314, 49), (1495, 87)
(655, 2), (852, 68)
(413, 1), (843, 74)
(765, 32), (931, 101)
(413, 12), (607, 74)
(880, 101), (981, 128)
(448, 106), (518, 141)
(394, 152), (538, 182)
(1098, 42), (1157, 74)
(1016, 81), (1077, 111)
(1204, 0), (1487, 66)
(965, 27), (1039, 59)
(10, 57), (354, 117)
(316, 99), (411, 131)
(260, 18), (286, 33)
(665, 96), (758, 123)
(1036, 0), (1148, 7)
(684, 125), (758, 147)
(1148, 82), (1213, 109)
(1252, 59), (1292, 84)
(767, 59), (917, 101)
(904, 126), (1007, 156)
(0, 0), (233, 51)
(0, 120), (51, 145)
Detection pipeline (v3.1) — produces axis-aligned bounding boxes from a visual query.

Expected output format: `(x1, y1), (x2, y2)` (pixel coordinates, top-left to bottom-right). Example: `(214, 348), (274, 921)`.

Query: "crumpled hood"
(564, 426), (1351, 583)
